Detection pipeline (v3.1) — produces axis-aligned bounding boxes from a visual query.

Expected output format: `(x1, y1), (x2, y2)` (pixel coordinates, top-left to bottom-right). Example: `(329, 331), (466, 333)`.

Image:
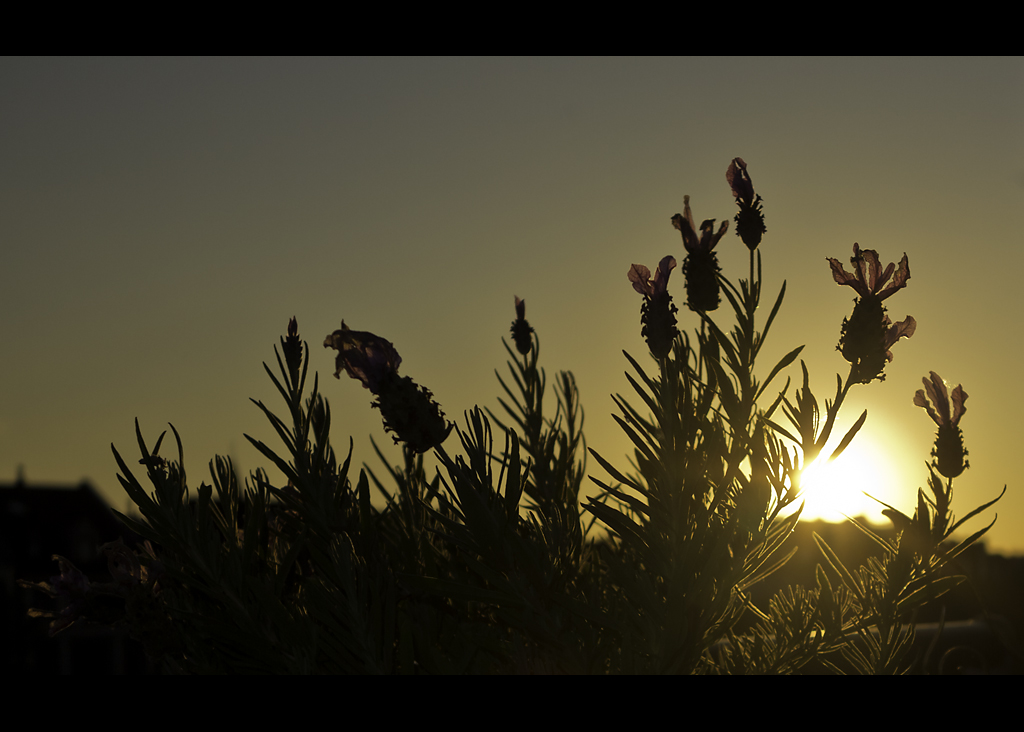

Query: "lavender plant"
(22, 159), (1005, 674)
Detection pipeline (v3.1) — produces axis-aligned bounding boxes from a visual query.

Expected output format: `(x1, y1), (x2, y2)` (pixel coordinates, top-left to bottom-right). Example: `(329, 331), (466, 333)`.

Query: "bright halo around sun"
(786, 433), (900, 523)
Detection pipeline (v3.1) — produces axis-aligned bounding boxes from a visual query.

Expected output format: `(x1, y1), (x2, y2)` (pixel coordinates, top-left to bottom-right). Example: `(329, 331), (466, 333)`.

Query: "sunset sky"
(3, 57), (1022, 554)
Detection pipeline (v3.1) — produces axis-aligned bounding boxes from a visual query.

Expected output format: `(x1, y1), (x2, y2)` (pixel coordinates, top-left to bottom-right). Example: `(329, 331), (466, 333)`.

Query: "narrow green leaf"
(169, 423), (186, 483)
(739, 545), (798, 592)
(110, 443), (155, 514)
(338, 436), (354, 486)
(587, 448), (645, 494)
(610, 415), (658, 464)
(898, 574), (966, 611)
(706, 355), (740, 422)
(946, 485), (1006, 538)
(764, 418), (799, 445)
(755, 281), (788, 358)
(755, 346), (804, 403)
(942, 514), (1000, 565)
(762, 378), (791, 421)
(622, 371), (660, 420)
(591, 477), (652, 518)
(244, 434), (299, 485)
(249, 398), (297, 455)
(621, 350), (657, 393)
(828, 409), (867, 463)
(110, 508), (158, 545)
(719, 278), (745, 324)
(841, 513), (897, 555)
(262, 361), (293, 413)
(357, 468), (372, 529)
(582, 497), (648, 550)
(700, 315), (740, 371)
(504, 430), (524, 516)
(814, 532), (865, 602)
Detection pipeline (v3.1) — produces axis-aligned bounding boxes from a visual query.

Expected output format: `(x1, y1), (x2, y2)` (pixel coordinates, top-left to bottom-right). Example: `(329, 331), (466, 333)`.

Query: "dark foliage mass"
(22, 160), (1006, 673)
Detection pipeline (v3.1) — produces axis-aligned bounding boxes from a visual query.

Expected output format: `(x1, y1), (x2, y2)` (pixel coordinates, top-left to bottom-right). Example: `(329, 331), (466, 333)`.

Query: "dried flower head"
(511, 296), (534, 355)
(324, 322), (452, 453)
(672, 196), (727, 311)
(726, 157), (766, 251)
(914, 372), (969, 478)
(628, 255), (679, 358)
(324, 321), (402, 393)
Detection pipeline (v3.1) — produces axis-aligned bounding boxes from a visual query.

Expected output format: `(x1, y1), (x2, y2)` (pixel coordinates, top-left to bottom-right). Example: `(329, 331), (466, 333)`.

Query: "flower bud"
(914, 372), (969, 478)
(510, 296), (534, 355)
(283, 316), (303, 384)
(726, 157), (766, 251)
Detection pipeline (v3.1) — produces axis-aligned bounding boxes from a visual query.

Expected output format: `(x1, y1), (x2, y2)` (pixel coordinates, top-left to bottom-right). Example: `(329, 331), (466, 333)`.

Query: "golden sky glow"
(2, 57), (1021, 554)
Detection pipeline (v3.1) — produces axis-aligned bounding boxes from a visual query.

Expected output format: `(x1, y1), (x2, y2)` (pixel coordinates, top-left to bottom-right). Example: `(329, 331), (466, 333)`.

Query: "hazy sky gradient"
(3, 57), (1021, 553)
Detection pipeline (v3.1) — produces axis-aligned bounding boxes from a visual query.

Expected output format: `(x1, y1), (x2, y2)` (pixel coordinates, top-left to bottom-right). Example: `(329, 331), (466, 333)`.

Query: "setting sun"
(787, 433), (900, 524)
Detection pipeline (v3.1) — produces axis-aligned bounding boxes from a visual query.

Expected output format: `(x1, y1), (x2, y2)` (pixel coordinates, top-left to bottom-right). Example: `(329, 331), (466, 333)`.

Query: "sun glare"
(786, 434), (900, 524)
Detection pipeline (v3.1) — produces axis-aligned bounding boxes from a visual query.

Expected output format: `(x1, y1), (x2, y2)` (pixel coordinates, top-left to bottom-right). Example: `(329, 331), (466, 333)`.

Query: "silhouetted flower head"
(726, 157), (766, 251)
(324, 321), (402, 393)
(828, 243), (910, 301)
(628, 255), (679, 358)
(510, 296), (534, 355)
(672, 196), (727, 311)
(324, 322), (452, 453)
(828, 244), (915, 384)
(915, 372), (969, 478)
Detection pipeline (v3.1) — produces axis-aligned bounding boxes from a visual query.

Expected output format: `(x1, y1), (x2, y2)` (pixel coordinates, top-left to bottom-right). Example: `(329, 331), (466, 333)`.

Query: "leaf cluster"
(22, 172), (1007, 674)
